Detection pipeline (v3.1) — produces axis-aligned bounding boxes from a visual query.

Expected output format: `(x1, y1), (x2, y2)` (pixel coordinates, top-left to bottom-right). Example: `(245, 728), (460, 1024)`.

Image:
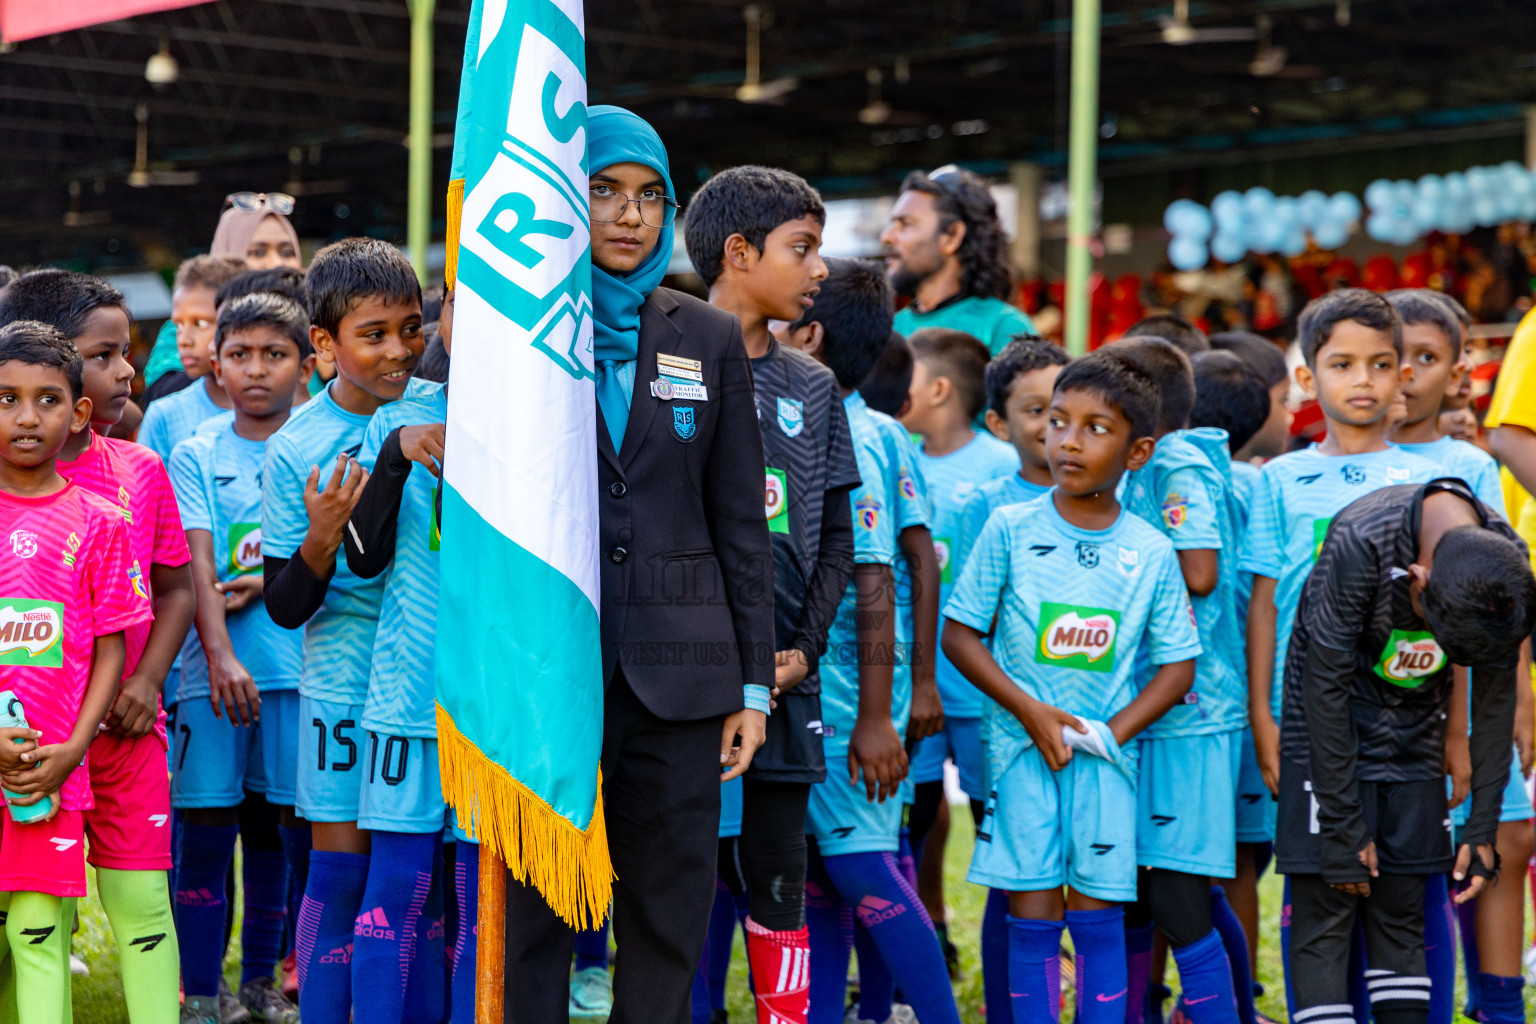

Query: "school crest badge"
(1342, 464), (1365, 485)
(777, 396), (804, 438)
(672, 405), (697, 442)
(1160, 492), (1188, 529)
(854, 495), (881, 531)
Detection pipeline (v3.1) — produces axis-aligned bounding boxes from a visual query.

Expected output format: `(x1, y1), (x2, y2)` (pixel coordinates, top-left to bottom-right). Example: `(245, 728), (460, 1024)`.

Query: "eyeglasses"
(225, 191), (296, 216)
(589, 185), (679, 228)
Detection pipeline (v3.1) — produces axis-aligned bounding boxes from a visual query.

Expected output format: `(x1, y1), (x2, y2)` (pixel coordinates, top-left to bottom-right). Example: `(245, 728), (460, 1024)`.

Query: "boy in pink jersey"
(0, 272), (194, 1024)
(0, 321), (150, 1024)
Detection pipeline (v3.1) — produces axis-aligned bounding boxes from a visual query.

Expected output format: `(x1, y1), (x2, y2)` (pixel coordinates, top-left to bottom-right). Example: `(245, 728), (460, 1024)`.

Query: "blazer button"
(609, 481), (627, 498)
(610, 546), (628, 563)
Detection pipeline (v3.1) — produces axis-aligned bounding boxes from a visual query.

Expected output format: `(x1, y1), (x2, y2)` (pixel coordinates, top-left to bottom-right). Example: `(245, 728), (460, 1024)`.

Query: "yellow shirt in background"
(1485, 307), (1536, 560)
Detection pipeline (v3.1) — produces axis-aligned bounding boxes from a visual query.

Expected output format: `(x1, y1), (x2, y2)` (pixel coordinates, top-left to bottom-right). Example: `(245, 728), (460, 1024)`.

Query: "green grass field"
(61, 817), (1536, 1022)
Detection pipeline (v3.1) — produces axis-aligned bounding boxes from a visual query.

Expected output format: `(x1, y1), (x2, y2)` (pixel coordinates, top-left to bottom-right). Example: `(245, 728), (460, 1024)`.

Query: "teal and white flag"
(435, 0), (608, 927)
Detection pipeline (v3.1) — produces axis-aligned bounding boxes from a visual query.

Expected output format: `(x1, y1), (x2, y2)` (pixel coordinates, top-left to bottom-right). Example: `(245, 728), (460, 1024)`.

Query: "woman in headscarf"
(500, 105), (774, 1024)
(142, 196), (304, 391)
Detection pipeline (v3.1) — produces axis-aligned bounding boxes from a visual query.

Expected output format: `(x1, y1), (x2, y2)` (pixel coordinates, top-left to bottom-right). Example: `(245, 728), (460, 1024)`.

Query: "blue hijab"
(588, 105), (675, 365)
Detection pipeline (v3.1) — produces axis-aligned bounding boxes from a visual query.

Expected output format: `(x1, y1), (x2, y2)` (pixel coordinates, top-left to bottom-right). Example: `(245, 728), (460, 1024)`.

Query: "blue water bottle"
(0, 691), (51, 824)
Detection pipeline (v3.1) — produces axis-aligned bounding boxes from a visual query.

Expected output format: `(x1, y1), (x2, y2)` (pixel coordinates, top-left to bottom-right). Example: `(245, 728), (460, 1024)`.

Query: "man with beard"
(881, 166), (1035, 355)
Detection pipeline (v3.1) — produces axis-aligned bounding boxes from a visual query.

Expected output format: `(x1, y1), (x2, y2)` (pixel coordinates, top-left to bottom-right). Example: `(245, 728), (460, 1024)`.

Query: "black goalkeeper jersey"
(1279, 478), (1521, 854)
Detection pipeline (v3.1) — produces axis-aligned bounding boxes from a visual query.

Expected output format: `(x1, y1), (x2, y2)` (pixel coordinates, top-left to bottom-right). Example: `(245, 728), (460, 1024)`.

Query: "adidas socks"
(1210, 887), (1255, 1024)
(744, 917), (811, 1024)
(821, 851), (961, 1024)
(401, 834), (446, 1024)
(1067, 907), (1128, 1024)
(1456, 895), (1480, 1018)
(852, 921), (894, 1023)
(97, 867), (181, 1024)
(353, 831), (440, 1024)
(278, 823), (312, 953)
(1424, 873), (1455, 1024)
(1125, 921), (1156, 1024)
(804, 861), (854, 1024)
(1008, 915), (1065, 1024)
(297, 849), (369, 1024)
(1170, 930), (1239, 1024)
(449, 842), (478, 1024)
(1479, 974), (1525, 1024)
(241, 846), (290, 984)
(174, 822), (238, 998)
(982, 888), (1012, 1024)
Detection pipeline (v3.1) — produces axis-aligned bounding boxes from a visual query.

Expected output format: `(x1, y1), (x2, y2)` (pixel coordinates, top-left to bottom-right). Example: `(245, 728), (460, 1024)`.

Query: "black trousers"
(503, 670), (724, 1024)
(1288, 873), (1430, 1024)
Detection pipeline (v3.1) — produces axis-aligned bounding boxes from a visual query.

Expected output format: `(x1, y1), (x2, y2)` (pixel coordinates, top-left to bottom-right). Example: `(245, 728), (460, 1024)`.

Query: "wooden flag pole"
(476, 846), (507, 1024)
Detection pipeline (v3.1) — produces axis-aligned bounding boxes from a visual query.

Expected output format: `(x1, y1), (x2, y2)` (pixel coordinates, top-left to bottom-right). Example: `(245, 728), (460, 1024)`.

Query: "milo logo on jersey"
(1374, 629), (1447, 688)
(765, 467), (789, 535)
(0, 600), (64, 668)
(228, 523), (262, 576)
(1036, 602), (1120, 672)
(934, 537), (952, 583)
(1312, 517), (1332, 561)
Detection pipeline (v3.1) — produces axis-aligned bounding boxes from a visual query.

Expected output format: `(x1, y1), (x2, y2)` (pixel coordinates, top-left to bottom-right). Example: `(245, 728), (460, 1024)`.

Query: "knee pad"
(1138, 868), (1212, 949)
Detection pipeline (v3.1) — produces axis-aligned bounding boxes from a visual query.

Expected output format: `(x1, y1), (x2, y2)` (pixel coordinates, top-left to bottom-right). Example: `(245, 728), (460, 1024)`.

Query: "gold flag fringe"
(444, 178), (465, 290)
(436, 703), (613, 928)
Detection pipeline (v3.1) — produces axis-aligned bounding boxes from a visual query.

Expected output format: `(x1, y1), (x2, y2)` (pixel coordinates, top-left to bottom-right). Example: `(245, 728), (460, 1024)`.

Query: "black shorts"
(746, 689), (827, 783)
(1274, 761), (1452, 876)
(1288, 873), (1429, 1024)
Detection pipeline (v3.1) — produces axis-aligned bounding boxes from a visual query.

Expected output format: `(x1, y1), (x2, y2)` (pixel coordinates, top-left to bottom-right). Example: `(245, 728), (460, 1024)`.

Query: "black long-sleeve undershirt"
(343, 427), (413, 580)
(789, 483), (856, 673)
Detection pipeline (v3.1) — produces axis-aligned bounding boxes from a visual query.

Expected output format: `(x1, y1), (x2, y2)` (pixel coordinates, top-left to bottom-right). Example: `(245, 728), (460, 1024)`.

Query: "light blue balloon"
(1392, 218), (1420, 247)
(1365, 179), (1395, 212)
(1312, 219), (1348, 250)
(1416, 174), (1444, 202)
(1366, 211), (1396, 242)
(1211, 231), (1247, 263)
(1411, 194), (1442, 234)
(1281, 228), (1308, 257)
(1211, 191), (1245, 232)
(1329, 192), (1362, 225)
(1243, 187), (1276, 219)
(1297, 190), (1329, 227)
(1391, 181), (1416, 217)
(1474, 196), (1499, 227)
(1253, 216), (1286, 255)
(1272, 196), (1300, 230)
(1164, 199), (1214, 239)
(1169, 236), (1207, 271)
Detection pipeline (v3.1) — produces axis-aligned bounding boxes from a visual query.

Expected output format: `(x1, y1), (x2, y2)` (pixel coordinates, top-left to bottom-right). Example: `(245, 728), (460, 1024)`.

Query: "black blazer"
(597, 286), (775, 721)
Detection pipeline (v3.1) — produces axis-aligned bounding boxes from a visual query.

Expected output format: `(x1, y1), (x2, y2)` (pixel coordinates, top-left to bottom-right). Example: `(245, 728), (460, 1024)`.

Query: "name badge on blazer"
(657, 353), (703, 381)
(651, 377), (708, 402)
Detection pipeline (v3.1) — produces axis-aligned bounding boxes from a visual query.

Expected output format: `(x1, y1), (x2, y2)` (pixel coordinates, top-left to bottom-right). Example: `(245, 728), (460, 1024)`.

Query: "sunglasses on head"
(225, 191), (296, 216)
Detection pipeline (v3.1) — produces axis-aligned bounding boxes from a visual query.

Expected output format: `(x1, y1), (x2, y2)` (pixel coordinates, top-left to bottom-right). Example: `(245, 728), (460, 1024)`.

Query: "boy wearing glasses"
(684, 165), (857, 1024)
(882, 166), (1035, 356)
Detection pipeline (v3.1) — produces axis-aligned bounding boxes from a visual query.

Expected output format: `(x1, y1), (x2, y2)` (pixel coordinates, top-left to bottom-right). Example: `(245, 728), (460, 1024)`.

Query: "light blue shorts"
(720, 775), (743, 840)
(296, 696), (365, 823)
(968, 742), (1139, 902)
(1137, 731), (1241, 878)
(909, 715), (984, 798)
(807, 742), (904, 856)
(169, 690), (300, 808)
(1234, 728), (1276, 844)
(356, 731), (448, 834)
(1450, 745), (1534, 829)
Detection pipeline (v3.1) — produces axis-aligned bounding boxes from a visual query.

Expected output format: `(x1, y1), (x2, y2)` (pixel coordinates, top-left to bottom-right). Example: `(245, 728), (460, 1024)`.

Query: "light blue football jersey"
(357, 383), (448, 737)
(1238, 443), (1441, 716)
(868, 408), (934, 720)
(945, 495), (1200, 775)
(820, 395), (902, 746)
(955, 471), (1051, 574)
(262, 378), (437, 705)
(168, 421), (302, 698)
(1228, 458), (1262, 632)
(1395, 436), (1506, 518)
(140, 379), (230, 464)
(916, 430), (1020, 719)
(1122, 428), (1245, 736)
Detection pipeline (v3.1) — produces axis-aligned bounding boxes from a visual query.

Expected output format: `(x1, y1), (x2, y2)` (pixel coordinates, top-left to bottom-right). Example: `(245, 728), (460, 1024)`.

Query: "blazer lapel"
(596, 402), (621, 472)
(618, 294), (679, 467)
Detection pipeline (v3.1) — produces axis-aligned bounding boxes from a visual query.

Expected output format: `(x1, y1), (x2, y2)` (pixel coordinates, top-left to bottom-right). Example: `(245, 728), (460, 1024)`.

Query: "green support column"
(408, 0), (438, 283)
(1064, 0), (1100, 356)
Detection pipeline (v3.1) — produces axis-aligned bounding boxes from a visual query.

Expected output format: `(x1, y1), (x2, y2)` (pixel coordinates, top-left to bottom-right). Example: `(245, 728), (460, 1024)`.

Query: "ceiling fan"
(1157, 0), (1261, 45)
(127, 103), (199, 188)
(735, 4), (799, 104)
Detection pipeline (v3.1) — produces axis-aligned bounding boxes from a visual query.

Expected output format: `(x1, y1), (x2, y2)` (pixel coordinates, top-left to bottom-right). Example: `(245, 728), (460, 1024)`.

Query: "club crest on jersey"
(672, 405), (696, 442)
(1035, 602), (1120, 673)
(1117, 546), (1141, 577)
(1161, 492), (1188, 529)
(898, 470), (918, 501)
(776, 396), (804, 438)
(1075, 542), (1099, 568)
(8, 530), (36, 559)
(1342, 464), (1365, 485)
(1386, 465), (1411, 483)
(1374, 629), (1446, 687)
(128, 560), (149, 601)
(0, 600), (64, 668)
(854, 495), (881, 531)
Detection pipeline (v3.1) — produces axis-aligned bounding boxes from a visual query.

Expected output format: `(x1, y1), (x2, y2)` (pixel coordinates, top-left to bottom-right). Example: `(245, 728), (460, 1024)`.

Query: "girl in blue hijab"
(587, 104), (677, 449)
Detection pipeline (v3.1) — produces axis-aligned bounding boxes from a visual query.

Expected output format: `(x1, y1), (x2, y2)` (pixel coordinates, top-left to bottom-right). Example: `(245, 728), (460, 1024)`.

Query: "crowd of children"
(0, 102), (1534, 1024)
